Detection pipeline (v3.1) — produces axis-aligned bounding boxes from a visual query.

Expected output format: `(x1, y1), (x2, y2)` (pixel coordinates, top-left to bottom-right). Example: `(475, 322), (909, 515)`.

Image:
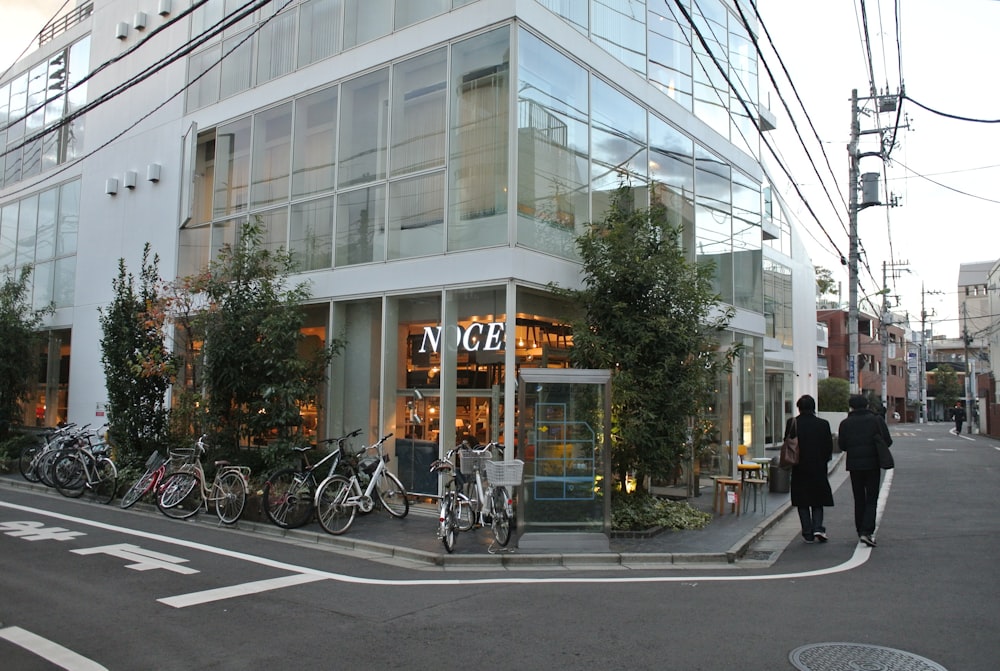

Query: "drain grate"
(790, 643), (948, 671)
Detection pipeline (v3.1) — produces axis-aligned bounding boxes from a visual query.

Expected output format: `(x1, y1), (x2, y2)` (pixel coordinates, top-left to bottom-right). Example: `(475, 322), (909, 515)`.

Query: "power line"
(891, 159), (1000, 205)
(902, 94), (1000, 123)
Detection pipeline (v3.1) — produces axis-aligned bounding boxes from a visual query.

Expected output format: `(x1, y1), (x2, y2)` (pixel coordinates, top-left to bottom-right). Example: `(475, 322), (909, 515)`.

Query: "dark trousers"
(849, 469), (881, 536)
(955, 419), (964, 433)
(797, 506), (825, 539)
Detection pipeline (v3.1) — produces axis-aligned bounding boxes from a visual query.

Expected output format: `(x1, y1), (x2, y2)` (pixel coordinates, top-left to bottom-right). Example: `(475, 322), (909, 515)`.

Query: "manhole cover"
(790, 643), (948, 671)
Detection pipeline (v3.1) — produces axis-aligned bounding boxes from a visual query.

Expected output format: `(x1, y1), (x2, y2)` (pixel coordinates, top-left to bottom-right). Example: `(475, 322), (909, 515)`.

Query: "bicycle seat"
(213, 460), (231, 468)
(429, 459), (453, 473)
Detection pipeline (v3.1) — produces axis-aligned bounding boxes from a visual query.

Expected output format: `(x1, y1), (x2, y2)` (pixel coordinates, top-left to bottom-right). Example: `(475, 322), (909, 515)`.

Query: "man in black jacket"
(838, 395), (893, 547)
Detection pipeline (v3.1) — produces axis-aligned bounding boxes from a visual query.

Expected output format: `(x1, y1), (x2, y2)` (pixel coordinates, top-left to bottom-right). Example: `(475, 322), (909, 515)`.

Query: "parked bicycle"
(50, 428), (118, 504)
(156, 436), (251, 524)
(314, 432), (409, 535)
(119, 450), (169, 509)
(261, 429), (363, 529)
(19, 423), (84, 486)
(430, 441), (522, 552)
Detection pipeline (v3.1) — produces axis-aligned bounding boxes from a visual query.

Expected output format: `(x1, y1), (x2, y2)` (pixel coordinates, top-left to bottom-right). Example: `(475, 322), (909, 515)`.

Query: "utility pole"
(847, 88), (902, 395)
(919, 285), (942, 424)
(962, 303), (974, 433)
(880, 260), (909, 418)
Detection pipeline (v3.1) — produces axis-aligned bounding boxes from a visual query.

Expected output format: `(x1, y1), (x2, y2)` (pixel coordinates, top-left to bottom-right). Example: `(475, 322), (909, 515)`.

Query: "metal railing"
(38, 3), (94, 48)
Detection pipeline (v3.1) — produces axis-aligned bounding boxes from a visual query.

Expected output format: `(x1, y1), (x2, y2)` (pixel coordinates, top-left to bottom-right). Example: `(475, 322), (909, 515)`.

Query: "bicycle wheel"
(262, 468), (314, 529)
(315, 475), (355, 535)
(213, 471), (247, 524)
(490, 486), (513, 547)
(91, 458), (118, 505)
(37, 448), (62, 487)
(455, 492), (474, 532)
(374, 470), (409, 518)
(120, 468), (157, 509)
(53, 452), (86, 498)
(18, 444), (42, 482)
(157, 472), (203, 519)
(439, 492), (457, 553)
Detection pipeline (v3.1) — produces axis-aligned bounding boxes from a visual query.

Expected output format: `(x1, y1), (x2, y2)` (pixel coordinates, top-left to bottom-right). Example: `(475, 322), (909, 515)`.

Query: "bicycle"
(19, 423), (84, 486)
(431, 441), (522, 552)
(314, 432), (409, 535)
(156, 436), (251, 524)
(119, 450), (168, 509)
(261, 429), (363, 529)
(50, 430), (118, 504)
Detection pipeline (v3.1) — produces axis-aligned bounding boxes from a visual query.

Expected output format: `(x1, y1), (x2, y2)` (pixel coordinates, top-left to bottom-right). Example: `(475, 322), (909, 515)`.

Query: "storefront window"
(331, 298), (383, 440)
(22, 329), (70, 428)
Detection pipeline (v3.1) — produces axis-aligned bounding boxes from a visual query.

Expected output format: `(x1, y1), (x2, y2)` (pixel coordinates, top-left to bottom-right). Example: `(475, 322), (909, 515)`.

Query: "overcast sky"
(3, 0), (997, 339)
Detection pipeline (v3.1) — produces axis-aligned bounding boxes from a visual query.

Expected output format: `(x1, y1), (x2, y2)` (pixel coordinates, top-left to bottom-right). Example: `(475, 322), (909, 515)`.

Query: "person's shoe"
(860, 534), (877, 547)
(814, 531), (828, 543)
(802, 535), (815, 544)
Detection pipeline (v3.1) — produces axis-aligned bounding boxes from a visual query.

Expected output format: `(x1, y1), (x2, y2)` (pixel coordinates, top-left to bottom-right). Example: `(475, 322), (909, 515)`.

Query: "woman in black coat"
(784, 394), (834, 543)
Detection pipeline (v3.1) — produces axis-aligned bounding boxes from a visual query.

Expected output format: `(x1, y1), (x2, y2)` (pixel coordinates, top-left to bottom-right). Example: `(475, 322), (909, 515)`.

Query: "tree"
(555, 185), (739, 492)
(818, 377), (850, 411)
(930, 364), (962, 410)
(185, 219), (343, 451)
(815, 266), (837, 300)
(99, 245), (176, 464)
(0, 266), (53, 440)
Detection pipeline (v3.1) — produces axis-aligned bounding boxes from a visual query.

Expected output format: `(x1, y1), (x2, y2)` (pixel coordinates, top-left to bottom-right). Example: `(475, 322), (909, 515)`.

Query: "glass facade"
(0, 36), (89, 188)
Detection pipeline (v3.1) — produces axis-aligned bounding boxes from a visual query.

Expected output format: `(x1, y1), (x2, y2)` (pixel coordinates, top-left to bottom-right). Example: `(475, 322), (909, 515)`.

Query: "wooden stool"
(713, 477), (743, 516)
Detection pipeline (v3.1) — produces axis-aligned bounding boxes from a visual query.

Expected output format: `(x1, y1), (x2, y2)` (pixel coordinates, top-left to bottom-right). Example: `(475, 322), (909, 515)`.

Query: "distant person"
(950, 402), (966, 434)
(838, 395), (893, 547)
(784, 395), (834, 544)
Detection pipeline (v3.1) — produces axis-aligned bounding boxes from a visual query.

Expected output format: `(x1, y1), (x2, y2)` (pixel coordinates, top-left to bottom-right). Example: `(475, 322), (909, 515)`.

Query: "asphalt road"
(1, 421), (997, 670)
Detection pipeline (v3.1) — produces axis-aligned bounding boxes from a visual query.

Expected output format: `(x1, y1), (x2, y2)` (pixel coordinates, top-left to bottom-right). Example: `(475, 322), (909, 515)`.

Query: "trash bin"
(769, 457), (790, 493)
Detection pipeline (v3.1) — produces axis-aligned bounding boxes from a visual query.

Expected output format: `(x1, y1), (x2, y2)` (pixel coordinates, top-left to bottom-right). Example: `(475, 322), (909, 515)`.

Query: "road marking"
(0, 476), (892, 602)
(0, 520), (86, 541)
(0, 626), (108, 671)
(159, 573), (327, 608)
(72, 543), (198, 574)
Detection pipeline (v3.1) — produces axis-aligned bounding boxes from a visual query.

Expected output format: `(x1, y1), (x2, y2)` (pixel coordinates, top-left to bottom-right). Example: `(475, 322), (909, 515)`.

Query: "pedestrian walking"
(950, 402), (966, 434)
(784, 394), (834, 544)
(838, 394), (893, 547)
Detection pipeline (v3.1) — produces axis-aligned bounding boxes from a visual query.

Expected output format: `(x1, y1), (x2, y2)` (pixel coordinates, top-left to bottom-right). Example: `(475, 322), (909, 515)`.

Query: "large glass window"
(590, 76), (647, 219)
(395, 0), (449, 29)
(292, 86), (338, 198)
(213, 117), (252, 218)
(256, 8), (297, 84)
(251, 103), (292, 209)
(338, 68), (389, 188)
(694, 144), (732, 302)
(16, 194), (37, 267)
(290, 196), (334, 271)
(219, 35), (254, 100)
(648, 2), (692, 110)
(390, 48), (446, 177)
(336, 184), (385, 265)
(516, 29), (589, 260)
(298, 0), (342, 66)
(0, 203), (17, 268)
(344, 0), (391, 48)
(649, 115), (695, 260)
(732, 170), (762, 311)
(691, 0), (730, 138)
(728, 14), (758, 157)
(448, 27), (510, 251)
(764, 260), (793, 346)
(591, 0), (646, 75)
(388, 172), (444, 260)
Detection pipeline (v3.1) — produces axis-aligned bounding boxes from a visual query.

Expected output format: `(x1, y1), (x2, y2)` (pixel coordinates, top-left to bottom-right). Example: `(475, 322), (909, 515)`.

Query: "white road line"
(158, 573), (328, 608)
(0, 475), (893, 600)
(0, 626), (108, 671)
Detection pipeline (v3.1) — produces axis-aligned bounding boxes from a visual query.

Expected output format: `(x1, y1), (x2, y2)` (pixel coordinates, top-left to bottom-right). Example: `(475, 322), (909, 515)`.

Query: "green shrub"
(612, 492), (712, 531)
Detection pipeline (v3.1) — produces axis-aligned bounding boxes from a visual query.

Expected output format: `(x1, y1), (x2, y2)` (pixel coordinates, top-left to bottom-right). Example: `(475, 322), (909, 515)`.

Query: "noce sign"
(419, 323), (506, 354)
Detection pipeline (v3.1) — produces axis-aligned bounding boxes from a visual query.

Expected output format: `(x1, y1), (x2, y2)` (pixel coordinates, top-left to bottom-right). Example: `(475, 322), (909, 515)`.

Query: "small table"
(752, 457), (772, 481)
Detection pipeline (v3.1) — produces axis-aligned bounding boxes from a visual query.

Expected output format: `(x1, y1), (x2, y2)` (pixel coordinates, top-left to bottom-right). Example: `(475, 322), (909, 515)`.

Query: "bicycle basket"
(485, 459), (524, 486)
(167, 447), (197, 469)
(145, 451), (166, 469)
(459, 447), (492, 475)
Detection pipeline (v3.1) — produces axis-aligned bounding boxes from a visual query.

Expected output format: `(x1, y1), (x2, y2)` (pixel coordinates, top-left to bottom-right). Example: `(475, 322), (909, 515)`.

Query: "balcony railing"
(38, 3), (94, 48)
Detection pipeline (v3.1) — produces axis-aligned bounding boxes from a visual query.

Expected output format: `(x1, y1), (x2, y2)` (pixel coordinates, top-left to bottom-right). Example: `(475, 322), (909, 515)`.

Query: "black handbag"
(874, 426), (894, 469)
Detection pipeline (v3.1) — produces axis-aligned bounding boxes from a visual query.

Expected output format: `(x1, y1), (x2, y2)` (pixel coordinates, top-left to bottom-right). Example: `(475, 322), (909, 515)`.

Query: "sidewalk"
(1, 458), (834, 569)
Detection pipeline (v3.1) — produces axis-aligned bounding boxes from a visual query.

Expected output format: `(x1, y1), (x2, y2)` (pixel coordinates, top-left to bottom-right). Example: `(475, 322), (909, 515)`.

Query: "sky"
(758, 0), (1000, 338)
(2, 0), (997, 339)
